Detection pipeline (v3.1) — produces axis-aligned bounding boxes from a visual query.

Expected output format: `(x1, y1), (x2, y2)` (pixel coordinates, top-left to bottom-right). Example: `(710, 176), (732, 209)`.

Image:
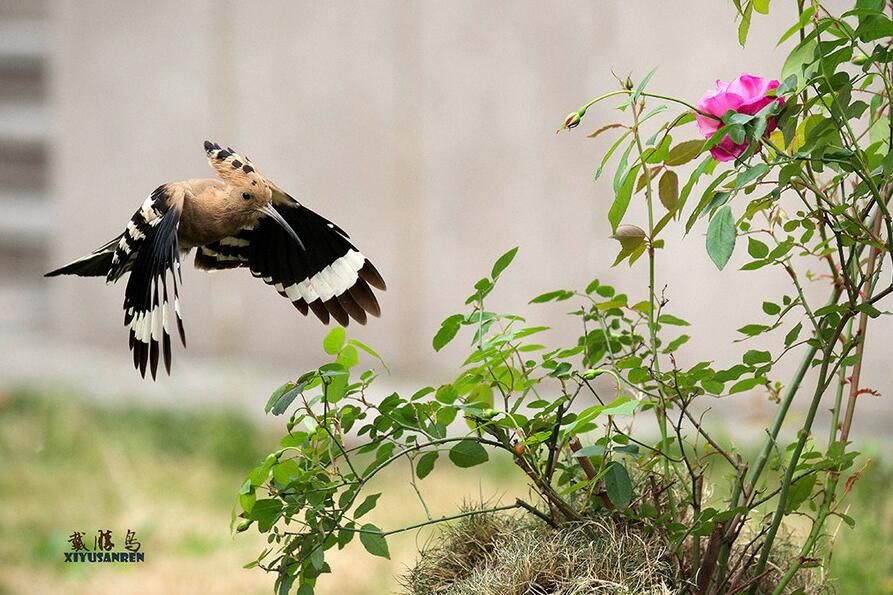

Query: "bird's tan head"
(205, 139), (274, 211)
(204, 141), (305, 249)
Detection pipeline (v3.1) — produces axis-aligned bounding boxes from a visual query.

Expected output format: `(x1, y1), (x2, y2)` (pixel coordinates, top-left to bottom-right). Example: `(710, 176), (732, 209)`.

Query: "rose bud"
(560, 111), (582, 131)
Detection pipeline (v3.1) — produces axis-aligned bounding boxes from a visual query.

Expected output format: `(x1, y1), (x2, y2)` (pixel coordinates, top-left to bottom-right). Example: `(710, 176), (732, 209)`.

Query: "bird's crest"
(204, 140), (264, 187)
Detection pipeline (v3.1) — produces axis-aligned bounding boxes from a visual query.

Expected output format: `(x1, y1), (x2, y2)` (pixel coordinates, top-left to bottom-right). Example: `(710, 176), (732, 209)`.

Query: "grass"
(403, 511), (677, 594)
(0, 388), (890, 594)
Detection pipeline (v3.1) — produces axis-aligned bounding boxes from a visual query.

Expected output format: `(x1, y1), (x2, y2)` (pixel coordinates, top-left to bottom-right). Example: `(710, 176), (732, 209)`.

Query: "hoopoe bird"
(46, 141), (385, 379)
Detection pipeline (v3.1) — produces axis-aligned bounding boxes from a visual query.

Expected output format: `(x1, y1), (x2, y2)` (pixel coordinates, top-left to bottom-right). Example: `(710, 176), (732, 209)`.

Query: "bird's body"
(46, 142), (385, 379)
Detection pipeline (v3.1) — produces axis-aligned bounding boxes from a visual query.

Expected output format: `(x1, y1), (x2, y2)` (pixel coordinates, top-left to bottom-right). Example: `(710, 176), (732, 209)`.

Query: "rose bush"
(238, 2), (893, 594)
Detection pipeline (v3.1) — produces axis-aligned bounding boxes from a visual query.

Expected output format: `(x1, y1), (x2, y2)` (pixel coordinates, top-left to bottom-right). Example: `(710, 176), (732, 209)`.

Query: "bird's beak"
(258, 204), (305, 251)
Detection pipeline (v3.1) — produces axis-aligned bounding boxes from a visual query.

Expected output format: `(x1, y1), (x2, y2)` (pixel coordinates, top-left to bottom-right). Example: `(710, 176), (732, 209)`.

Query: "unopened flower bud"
(581, 368), (608, 380)
(852, 52), (870, 65)
(610, 224), (647, 250)
(560, 111), (582, 132)
(236, 519), (252, 532)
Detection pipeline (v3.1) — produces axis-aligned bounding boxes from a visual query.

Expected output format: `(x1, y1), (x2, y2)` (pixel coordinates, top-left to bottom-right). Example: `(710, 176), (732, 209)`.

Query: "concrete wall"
(30, 1), (891, 431)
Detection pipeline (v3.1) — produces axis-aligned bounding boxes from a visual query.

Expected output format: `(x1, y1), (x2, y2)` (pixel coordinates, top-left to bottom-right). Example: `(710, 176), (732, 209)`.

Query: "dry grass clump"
(402, 509), (679, 595)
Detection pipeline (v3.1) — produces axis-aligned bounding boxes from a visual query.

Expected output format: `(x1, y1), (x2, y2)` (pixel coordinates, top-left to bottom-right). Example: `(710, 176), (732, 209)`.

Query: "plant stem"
(748, 315), (856, 592)
(340, 503), (522, 537)
(838, 213), (884, 443)
(713, 288), (841, 590)
(772, 216), (887, 593)
(739, 285), (839, 501)
(631, 97), (677, 520)
(571, 89), (716, 126)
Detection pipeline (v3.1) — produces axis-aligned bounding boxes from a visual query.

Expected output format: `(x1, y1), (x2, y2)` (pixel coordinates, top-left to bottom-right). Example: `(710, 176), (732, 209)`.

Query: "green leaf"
(416, 451), (438, 480)
(747, 236), (769, 258)
(743, 349), (772, 365)
(319, 363), (349, 403)
(491, 247), (519, 280)
(658, 170), (679, 212)
(781, 38), (817, 89)
(613, 140), (635, 194)
(658, 314), (689, 326)
(240, 491), (256, 514)
(762, 301), (781, 315)
(729, 377), (764, 394)
(777, 6), (815, 45)
(785, 322), (803, 347)
(664, 334), (690, 353)
(271, 459), (299, 485)
(600, 396), (641, 417)
(632, 67), (657, 102)
(706, 206), (737, 270)
(265, 382), (294, 414)
(348, 339), (388, 371)
(323, 327), (346, 355)
(595, 133), (633, 180)
(435, 384), (459, 404)
(664, 140), (704, 166)
(855, 13), (893, 42)
(251, 499), (283, 532)
(433, 315), (463, 351)
(572, 445), (606, 458)
(354, 493), (381, 518)
(785, 473), (817, 513)
(686, 169), (734, 232)
(753, 0), (770, 14)
(856, 303), (883, 318)
(735, 163), (770, 189)
(530, 290), (573, 303)
(678, 156), (716, 215)
(270, 381), (310, 416)
(608, 164), (641, 232)
(738, 323), (768, 336)
(603, 462), (633, 509)
(359, 524), (390, 559)
(448, 439), (489, 468)
(737, 1), (753, 46)
(336, 345), (359, 369)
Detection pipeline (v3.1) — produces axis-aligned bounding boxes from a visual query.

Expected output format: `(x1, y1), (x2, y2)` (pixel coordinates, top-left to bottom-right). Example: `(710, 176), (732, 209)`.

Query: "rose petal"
(696, 92), (744, 137)
(738, 95), (776, 116)
(709, 135), (748, 162)
(726, 74), (778, 100)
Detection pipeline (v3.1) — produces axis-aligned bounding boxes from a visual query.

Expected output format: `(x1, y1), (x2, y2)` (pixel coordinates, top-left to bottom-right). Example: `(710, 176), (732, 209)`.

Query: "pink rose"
(695, 74), (785, 162)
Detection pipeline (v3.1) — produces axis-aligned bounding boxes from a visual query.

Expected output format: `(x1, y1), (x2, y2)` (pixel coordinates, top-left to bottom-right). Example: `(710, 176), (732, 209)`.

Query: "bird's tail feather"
(45, 237), (120, 277)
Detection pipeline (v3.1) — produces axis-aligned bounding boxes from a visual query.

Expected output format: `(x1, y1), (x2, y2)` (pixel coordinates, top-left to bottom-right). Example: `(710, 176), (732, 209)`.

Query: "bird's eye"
(242, 192), (251, 200)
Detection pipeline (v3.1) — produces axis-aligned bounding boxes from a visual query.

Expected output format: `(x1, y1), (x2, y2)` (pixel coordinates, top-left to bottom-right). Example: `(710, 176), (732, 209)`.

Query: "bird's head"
(205, 140), (305, 250)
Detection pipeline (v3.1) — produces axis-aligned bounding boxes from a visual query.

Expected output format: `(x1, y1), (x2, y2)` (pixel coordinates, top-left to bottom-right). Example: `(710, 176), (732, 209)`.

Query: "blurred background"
(0, 0), (891, 593)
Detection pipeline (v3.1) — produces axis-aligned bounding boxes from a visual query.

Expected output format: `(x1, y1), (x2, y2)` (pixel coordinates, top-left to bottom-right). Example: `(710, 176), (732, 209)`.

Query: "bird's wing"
(114, 184), (187, 379)
(193, 226), (254, 271)
(195, 202), (385, 326)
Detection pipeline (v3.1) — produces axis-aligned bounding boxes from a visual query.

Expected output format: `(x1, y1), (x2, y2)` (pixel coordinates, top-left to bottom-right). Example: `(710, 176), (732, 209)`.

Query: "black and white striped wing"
(193, 227), (254, 271)
(195, 203), (385, 326)
(113, 186), (186, 379)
